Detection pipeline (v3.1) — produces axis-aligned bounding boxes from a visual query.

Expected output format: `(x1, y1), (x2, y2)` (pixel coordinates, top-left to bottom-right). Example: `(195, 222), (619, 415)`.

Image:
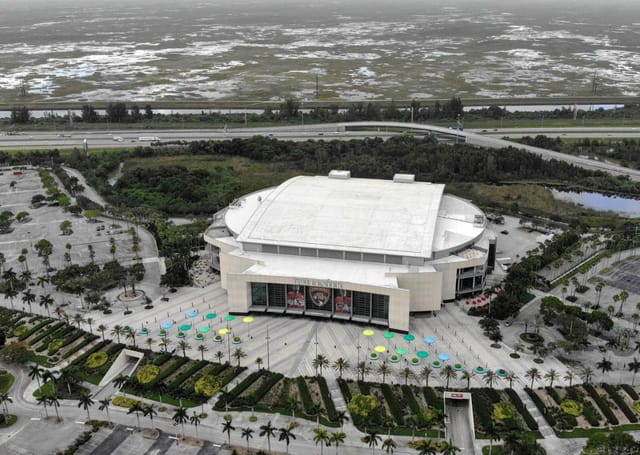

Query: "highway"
(2, 122), (640, 181)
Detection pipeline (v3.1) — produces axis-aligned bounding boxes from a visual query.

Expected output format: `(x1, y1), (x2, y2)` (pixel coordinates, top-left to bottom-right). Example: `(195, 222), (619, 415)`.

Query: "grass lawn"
(0, 372), (15, 393)
(33, 381), (54, 398)
(0, 415), (17, 428)
(558, 424), (640, 438)
(482, 446), (504, 455)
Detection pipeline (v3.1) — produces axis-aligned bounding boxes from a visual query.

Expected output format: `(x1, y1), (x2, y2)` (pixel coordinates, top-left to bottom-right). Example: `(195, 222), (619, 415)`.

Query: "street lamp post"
(266, 325), (271, 370)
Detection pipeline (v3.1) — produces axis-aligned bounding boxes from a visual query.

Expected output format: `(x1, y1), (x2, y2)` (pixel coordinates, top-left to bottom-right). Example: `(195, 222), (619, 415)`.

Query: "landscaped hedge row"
(18, 319), (53, 341)
(218, 366), (243, 389)
(504, 389), (538, 431)
(29, 322), (66, 346)
(583, 400), (601, 426)
(545, 386), (562, 405)
(317, 376), (338, 422)
(234, 372), (284, 407)
(602, 384), (637, 423)
(152, 353), (171, 366)
(471, 389), (495, 432)
(151, 357), (189, 386)
(69, 340), (109, 367)
(214, 370), (264, 409)
(296, 376), (316, 415)
(583, 384), (619, 425)
(402, 385), (421, 415)
(622, 384), (639, 400)
(49, 330), (84, 355)
(62, 334), (98, 359)
(525, 388), (557, 427)
(381, 384), (405, 425)
(337, 378), (352, 403)
(358, 381), (371, 395)
(423, 387), (443, 409)
(167, 361), (207, 390)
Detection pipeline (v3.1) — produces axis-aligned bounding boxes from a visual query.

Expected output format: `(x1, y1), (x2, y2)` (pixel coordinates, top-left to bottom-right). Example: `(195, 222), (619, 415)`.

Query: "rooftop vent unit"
(393, 173), (415, 183)
(328, 170), (351, 179)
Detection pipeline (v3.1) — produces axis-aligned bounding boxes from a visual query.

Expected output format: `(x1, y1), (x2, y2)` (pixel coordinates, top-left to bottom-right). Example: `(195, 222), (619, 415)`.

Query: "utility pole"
(315, 74), (319, 98)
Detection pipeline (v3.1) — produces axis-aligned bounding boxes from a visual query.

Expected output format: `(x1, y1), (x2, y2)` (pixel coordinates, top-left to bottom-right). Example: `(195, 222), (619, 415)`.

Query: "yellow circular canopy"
(363, 329), (375, 336)
(374, 345), (386, 353)
(243, 316), (254, 323)
(219, 328), (231, 335)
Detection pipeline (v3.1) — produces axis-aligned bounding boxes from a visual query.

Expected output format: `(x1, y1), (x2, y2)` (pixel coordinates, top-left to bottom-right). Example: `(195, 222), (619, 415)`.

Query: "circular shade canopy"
(416, 350), (429, 358)
(179, 324), (192, 331)
(161, 322), (173, 329)
(363, 329), (375, 336)
(403, 334), (415, 341)
(438, 353), (451, 361)
(205, 313), (217, 320)
(383, 331), (395, 339)
(395, 348), (408, 355)
(187, 310), (199, 318)
(219, 328), (231, 335)
(243, 316), (254, 323)
(424, 336), (437, 344)
(225, 315), (236, 322)
(374, 345), (386, 353)
(199, 326), (211, 333)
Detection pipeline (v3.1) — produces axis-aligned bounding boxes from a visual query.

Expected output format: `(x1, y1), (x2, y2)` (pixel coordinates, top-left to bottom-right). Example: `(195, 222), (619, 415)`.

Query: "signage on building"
(293, 278), (343, 289)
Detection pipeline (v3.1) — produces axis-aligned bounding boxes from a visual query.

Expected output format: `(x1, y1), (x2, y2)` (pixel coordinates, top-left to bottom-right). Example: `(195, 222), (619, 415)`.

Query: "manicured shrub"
(504, 388), (538, 431)
(560, 400), (583, 416)
(583, 384), (619, 425)
(402, 385), (421, 415)
(296, 376), (315, 415)
(136, 365), (159, 384)
(214, 370), (263, 409)
(18, 319), (53, 341)
(317, 376), (338, 422)
(112, 396), (140, 408)
(337, 378), (352, 403)
(546, 386), (562, 405)
(583, 400), (601, 426)
(621, 384), (639, 401)
(525, 387), (557, 427)
(381, 384), (405, 425)
(602, 384), (637, 423)
(493, 401), (517, 421)
(194, 375), (221, 397)
(86, 352), (108, 369)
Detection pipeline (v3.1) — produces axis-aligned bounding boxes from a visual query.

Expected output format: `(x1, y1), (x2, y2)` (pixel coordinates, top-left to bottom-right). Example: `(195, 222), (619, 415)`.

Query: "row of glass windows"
(243, 243), (406, 265)
(250, 283), (389, 320)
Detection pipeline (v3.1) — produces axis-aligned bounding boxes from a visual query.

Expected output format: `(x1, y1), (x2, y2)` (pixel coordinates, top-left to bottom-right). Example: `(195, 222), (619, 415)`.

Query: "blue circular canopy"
(438, 353), (451, 361)
(161, 322), (173, 329)
(424, 336), (436, 344)
(187, 310), (199, 318)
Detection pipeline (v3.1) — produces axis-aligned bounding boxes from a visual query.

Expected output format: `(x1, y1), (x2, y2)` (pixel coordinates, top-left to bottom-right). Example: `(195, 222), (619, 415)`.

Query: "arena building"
(204, 171), (496, 332)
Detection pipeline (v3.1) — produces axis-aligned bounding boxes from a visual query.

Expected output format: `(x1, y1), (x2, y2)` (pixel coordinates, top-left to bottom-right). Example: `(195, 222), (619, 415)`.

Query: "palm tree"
(356, 361), (371, 382)
(400, 367), (414, 385)
(215, 350), (224, 364)
(441, 439), (461, 455)
(112, 374), (128, 393)
(419, 366), (433, 387)
(47, 393), (61, 422)
(190, 411), (201, 437)
(72, 313), (84, 329)
(37, 395), (49, 417)
(241, 427), (254, 452)
(21, 288), (36, 313)
(628, 358), (640, 385)
(77, 392), (94, 422)
(61, 367), (80, 395)
(336, 410), (350, 428)
(313, 428), (330, 455)
(382, 437), (397, 454)
(279, 422), (297, 454)
(159, 338), (171, 353)
(595, 282), (605, 307)
(460, 370), (472, 390)
(505, 372), (517, 389)
(255, 357), (263, 370)
(173, 406), (188, 435)
(128, 401), (144, 430)
(259, 420), (276, 453)
(563, 371), (575, 387)
(98, 398), (111, 423)
(525, 368), (541, 389)
(362, 429), (382, 454)
(330, 431), (346, 454)
(333, 358), (350, 378)
(233, 348), (247, 367)
(440, 365), (457, 390)
(28, 365), (43, 390)
(178, 340), (191, 358)
(580, 367), (594, 384)
(97, 324), (108, 342)
(222, 417), (236, 447)
(313, 354), (330, 376)
(486, 421), (501, 455)
(38, 293), (54, 317)
(145, 337), (155, 351)
(377, 363), (391, 384)
(126, 330), (137, 348)
(197, 343), (208, 360)
(596, 357), (613, 374)
(37, 275), (49, 289)
(144, 403), (157, 429)
(483, 369), (496, 389)
(545, 369), (559, 387)
(413, 439), (437, 455)
(111, 325), (123, 344)
(0, 393), (12, 419)
(618, 290), (630, 314)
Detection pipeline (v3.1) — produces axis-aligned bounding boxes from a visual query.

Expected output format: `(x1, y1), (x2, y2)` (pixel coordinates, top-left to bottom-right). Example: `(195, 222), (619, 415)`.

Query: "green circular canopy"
(225, 315), (236, 322)
(199, 326), (211, 333)
(179, 324), (192, 331)
(363, 329), (375, 336)
(416, 350), (429, 358)
(383, 332), (395, 339)
(395, 348), (408, 355)
(403, 334), (415, 341)
(205, 313), (217, 320)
